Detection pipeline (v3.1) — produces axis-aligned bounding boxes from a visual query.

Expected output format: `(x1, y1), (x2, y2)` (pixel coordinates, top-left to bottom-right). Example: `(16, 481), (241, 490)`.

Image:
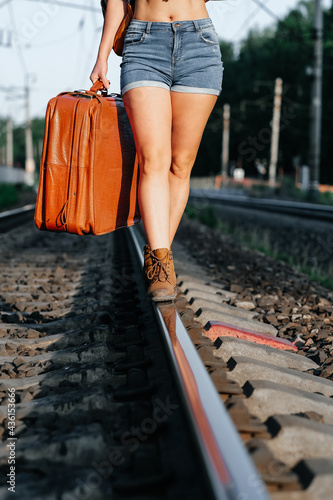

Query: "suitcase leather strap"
(56, 80), (112, 230)
(57, 80), (112, 139)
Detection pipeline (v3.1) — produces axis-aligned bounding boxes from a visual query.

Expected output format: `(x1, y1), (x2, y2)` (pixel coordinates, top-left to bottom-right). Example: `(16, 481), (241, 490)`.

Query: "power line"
(81, 0), (102, 87)
(0, 28), (12, 47)
(7, 0), (28, 76)
(232, 0), (272, 40)
(250, 0), (280, 22)
(21, 29), (79, 48)
(0, 0), (11, 9)
(24, 0), (100, 13)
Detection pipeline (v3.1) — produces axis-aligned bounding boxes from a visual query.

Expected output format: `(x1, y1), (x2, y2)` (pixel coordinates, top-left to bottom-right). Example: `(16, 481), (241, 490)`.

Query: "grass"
(243, 176), (333, 206)
(0, 183), (36, 211)
(185, 204), (231, 232)
(0, 184), (19, 210)
(184, 203), (333, 291)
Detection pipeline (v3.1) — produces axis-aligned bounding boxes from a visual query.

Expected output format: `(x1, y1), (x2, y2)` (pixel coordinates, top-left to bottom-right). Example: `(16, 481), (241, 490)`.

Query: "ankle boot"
(143, 244), (177, 288)
(146, 248), (177, 302)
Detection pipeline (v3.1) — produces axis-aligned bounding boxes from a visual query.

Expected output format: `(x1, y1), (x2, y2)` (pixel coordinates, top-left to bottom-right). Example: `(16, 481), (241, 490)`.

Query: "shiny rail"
(129, 225), (270, 500)
(0, 206), (269, 498)
(0, 204), (36, 232)
(190, 188), (333, 222)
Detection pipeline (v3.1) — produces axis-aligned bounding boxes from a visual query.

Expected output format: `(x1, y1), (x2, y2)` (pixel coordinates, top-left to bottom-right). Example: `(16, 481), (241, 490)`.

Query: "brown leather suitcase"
(34, 81), (140, 235)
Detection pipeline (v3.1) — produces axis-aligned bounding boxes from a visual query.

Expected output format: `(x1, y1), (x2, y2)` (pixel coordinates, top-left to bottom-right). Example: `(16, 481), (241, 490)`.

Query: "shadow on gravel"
(0, 223), (205, 500)
(0, 226), (142, 499)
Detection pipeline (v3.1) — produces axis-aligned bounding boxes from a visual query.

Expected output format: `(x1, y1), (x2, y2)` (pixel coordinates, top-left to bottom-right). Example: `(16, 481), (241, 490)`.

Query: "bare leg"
(169, 92), (218, 244)
(123, 88), (218, 250)
(122, 87), (172, 250)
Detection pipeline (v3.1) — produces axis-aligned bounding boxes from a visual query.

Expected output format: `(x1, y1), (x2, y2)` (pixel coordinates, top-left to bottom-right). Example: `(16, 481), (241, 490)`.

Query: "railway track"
(1, 207), (333, 499)
(188, 187), (333, 282)
(189, 188), (333, 222)
(0, 208), (266, 500)
(0, 205), (35, 233)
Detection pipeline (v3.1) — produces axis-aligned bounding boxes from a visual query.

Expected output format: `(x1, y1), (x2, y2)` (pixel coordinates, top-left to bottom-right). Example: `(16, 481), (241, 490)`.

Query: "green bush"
(198, 206), (220, 229)
(0, 184), (18, 210)
(185, 204), (220, 229)
(318, 190), (333, 206)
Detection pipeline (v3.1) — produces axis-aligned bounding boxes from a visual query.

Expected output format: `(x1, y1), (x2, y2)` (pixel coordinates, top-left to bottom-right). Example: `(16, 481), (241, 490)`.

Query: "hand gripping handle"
(90, 80), (105, 93)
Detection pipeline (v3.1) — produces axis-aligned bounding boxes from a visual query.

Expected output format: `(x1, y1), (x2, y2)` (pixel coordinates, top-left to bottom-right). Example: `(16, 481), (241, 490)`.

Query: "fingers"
(101, 78), (110, 89)
(89, 73), (100, 85)
(90, 75), (110, 90)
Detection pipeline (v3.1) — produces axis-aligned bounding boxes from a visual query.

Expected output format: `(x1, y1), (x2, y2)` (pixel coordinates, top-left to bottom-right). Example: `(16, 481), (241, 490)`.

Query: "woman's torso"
(133, 0), (209, 22)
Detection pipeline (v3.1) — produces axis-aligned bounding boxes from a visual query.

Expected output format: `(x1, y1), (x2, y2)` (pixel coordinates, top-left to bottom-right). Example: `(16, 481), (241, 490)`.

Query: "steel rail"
(189, 188), (333, 222)
(129, 225), (270, 500)
(0, 204), (36, 219)
(0, 206), (270, 498)
(0, 204), (36, 232)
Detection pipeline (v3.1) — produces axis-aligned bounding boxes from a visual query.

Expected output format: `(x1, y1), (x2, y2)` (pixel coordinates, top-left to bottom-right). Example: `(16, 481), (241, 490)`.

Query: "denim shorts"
(120, 18), (223, 96)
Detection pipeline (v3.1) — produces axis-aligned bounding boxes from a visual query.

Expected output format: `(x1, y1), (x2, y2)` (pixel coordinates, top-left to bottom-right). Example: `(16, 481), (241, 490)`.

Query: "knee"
(170, 154), (195, 181)
(138, 151), (171, 177)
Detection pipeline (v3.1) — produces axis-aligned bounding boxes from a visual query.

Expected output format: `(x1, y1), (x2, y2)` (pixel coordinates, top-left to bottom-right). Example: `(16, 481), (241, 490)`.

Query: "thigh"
(122, 87), (172, 168)
(170, 92), (217, 164)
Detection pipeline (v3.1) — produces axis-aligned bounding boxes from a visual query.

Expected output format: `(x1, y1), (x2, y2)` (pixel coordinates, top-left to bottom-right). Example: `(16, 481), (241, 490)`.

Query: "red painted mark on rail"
(204, 321), (298, 351)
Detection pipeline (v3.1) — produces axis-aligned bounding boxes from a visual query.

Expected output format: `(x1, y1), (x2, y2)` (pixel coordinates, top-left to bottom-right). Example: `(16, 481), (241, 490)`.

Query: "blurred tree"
(0, 119), (6, 163)
(194, 40), (235, 177)
(195, 0), (333, 185)
(13, 126), (25, 168)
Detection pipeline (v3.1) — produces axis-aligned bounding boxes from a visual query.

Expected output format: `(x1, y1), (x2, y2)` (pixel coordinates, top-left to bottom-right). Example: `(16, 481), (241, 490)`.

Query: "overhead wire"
(231, 0), (272, 41)
(0, 0), (321, 121)
(23, 0), (100, 12)
(207, 0), (234, 34)
(80, 0), (101, 87)
(7, 0), (28, 77)
(0, 0), (11, 9)
(0, 0), (100, 121)
(250, 0), (280, 22)
(21, 30), (80, 48)
(73, 15), (86, 84)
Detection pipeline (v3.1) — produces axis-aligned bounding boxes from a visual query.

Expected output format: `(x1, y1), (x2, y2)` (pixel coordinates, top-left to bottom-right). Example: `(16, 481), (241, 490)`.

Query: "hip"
(122, 17), (222, 62)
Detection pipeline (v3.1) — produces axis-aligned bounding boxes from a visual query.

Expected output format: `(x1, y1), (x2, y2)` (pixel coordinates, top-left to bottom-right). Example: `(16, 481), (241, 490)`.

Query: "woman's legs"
(123, 87), (218, 248)
(122, 87), (173, 251)
(169, 92), (218, 244)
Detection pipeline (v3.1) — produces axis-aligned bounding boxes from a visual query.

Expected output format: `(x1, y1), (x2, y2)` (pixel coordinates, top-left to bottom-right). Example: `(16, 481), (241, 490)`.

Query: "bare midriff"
(133, 0), (209, 22)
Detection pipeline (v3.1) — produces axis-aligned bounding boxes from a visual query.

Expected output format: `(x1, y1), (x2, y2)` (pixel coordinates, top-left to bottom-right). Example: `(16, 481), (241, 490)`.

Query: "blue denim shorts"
(120, 18), (223, 96)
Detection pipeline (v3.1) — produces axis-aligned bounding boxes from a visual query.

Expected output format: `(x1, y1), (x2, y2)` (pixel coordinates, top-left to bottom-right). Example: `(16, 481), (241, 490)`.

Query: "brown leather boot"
(146, 248), (177, 302)
(143, 244), (177, 288)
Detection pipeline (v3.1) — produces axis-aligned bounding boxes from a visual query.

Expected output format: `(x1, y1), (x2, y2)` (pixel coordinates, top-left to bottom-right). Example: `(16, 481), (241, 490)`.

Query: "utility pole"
(6, 117), (13, 167)
(221, 103), (230, 180)
(25, 77), (35, 185)
(308, 0), (323, 194)
(269, 78), (283, 187)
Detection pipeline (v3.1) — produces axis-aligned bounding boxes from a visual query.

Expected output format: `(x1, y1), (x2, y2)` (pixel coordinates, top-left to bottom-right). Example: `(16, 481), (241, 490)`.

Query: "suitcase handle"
(59, 86), (108, 105)
(90, 80), (104, 93)
(89, 80), (122, 99)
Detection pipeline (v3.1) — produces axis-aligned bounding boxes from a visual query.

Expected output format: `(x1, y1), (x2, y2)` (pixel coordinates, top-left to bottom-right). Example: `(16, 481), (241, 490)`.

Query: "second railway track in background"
(189, 188), (333, 222)
(0, 207), (333, 499)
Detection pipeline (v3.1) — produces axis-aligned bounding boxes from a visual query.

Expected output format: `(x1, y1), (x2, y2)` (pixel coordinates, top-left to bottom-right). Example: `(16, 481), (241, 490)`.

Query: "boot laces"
(147, 250), (171, 284)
